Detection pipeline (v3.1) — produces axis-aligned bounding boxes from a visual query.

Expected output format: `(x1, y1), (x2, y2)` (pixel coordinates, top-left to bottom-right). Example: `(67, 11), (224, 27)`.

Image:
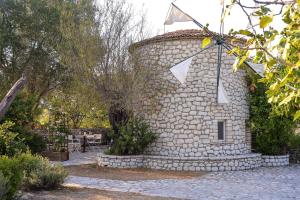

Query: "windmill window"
(218, 121), (225, 140)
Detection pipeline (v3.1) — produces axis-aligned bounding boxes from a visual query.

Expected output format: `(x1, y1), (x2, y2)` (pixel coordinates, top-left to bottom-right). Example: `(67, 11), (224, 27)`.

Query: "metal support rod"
(216, 43), (224, 103)
(170, 44), (216, 67)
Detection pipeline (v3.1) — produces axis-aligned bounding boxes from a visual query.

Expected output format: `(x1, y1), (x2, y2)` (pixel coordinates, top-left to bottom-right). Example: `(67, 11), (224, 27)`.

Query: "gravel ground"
(21, 187), (180, 200)
(65, 164), (205, 181)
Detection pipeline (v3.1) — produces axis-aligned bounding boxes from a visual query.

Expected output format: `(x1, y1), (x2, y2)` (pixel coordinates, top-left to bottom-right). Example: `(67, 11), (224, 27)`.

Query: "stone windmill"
(99, 1), (266, 172)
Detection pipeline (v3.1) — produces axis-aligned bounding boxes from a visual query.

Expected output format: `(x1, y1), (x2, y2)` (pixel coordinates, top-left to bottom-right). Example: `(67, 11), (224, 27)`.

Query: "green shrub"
(0, 121), (27, 157)
(2, 94), (47, 154)
(249, 82), (296, 155)
(28, 163), (67, 190)
(255, 116), (294, 155)
(288, 134), (300, 149)
(3, 94), (39, 134)
(17, 153), (68, 190)
(0, 153), (67, 199)
(107, 117), (157, 155)
(0, 172), (10, 200)
(101, 129), (112, 145)
(47, 134), (67, 152)
(23, 132), (47, 154)
(0, 156), (23, 200)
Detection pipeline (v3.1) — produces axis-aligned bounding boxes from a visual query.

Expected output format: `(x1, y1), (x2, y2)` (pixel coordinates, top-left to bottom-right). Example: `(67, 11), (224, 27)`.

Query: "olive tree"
(0, 0), (98, 121)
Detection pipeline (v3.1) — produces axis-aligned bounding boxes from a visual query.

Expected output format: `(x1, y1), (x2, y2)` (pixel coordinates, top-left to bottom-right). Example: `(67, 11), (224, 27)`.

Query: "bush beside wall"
(288, 134), (300, 163)
(249, 82), (296, 155)
(107, 117), (157, 155)
(0, 153), (67, 200)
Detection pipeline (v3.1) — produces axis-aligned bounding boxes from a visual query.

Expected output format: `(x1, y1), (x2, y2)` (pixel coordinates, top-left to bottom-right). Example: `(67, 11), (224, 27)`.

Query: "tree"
(43, 81), (108, 129)
(224, 0), (299, 120)
(89, 0), (161, 134)
(1, 0), (159, 133)
(0, 0), (98, 120)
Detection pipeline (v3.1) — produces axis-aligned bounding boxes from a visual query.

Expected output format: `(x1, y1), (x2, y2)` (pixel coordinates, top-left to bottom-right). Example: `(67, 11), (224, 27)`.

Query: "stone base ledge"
(261, 155), (289, 167)
(97, 153), (262, 172)
(98, 154), (144, 168)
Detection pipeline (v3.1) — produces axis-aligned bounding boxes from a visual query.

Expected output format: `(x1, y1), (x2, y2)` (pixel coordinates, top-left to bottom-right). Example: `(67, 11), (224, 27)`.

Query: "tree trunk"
(0, 74), (27, 121)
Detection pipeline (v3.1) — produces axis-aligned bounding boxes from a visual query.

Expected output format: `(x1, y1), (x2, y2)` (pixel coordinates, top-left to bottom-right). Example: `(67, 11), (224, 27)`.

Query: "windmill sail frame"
(165, 2), (260, 104)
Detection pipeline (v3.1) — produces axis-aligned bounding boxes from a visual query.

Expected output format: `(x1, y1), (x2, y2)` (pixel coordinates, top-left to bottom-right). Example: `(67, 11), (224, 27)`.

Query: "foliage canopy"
(249, 81), (295, 155)
(224, 0), (300, 120)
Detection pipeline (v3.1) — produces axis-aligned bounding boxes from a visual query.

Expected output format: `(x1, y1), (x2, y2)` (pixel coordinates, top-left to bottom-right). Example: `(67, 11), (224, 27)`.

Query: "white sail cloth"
(164, 4), (193, 25)
(170, 56), (194, 85)
(245, 61), (264, 77)
(218, 79), (230, 104)
(170, 56), (230, 104)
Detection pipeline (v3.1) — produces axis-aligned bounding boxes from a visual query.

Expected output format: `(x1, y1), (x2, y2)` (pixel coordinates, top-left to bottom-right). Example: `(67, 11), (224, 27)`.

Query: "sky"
(127, 0), (285, 38)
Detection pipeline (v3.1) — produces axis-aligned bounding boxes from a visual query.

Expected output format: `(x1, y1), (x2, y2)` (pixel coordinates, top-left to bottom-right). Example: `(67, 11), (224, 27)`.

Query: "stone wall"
(98, 155), (144, 168)
(261, 155), (289, 167)
(134, 37), (251, 158)
(34, 128), (110, 145)
(97, 153), (262, 172)
(34, 128), (109, 136)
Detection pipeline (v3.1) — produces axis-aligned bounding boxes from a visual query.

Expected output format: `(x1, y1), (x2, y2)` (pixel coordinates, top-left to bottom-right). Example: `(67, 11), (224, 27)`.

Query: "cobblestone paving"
(52, 151), (99, 166)
(64, 165), (300, 200)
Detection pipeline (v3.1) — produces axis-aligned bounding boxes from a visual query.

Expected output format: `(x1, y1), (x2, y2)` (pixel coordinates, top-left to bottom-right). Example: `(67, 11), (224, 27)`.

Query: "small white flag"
(170, 56), (194, 85)
(218, 79), (230, 104)
(164, 4), (193, 25)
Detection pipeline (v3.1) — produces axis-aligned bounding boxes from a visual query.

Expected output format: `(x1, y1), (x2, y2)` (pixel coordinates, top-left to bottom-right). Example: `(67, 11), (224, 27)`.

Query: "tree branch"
(0, 74), (27, 121)
(253, 0), (295, 5)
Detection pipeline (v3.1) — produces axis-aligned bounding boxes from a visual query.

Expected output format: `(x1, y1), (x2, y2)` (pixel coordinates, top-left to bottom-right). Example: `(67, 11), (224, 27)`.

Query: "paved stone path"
(64, 165), (300, 200)
(52, 151), (99, 166)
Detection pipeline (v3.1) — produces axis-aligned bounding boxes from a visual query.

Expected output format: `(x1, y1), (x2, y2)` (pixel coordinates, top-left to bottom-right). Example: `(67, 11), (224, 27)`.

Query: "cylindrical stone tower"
(132, 29), (252, 158)
(97, 29), (262, 171)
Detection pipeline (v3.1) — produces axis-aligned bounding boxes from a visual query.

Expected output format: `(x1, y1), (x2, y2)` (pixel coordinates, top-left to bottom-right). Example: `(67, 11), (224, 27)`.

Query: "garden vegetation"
(0, 0), (299, 197)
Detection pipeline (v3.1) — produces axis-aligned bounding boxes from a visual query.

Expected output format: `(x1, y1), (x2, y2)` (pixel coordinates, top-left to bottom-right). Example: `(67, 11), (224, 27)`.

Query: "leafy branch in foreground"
(225, 0), (299, 120)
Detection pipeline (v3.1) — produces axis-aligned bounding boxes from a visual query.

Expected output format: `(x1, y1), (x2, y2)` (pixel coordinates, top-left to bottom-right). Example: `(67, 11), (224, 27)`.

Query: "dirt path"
(22, 164), (205, 200)
(22, 187), (181, 200)
(65, 164), (205, 181)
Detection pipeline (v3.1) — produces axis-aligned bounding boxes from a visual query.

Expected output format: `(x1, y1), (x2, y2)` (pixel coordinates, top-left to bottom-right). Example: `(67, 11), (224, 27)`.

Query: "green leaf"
(259, 16), (273, 28)
(261, 6), (271, 15)
(233, 58), (239, 72)
(238, 55), (248, 66)
(294, 110), (300, 121)
(279, 92), (295, 106)
(254, 10), (263, 16)
(239, 29), (253, 36)
(202, 37), (212, 48)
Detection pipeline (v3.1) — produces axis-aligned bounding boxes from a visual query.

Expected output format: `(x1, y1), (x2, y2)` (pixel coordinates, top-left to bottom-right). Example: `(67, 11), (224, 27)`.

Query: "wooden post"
(0, 74), (27, 121)
(82, 136), (86, 153)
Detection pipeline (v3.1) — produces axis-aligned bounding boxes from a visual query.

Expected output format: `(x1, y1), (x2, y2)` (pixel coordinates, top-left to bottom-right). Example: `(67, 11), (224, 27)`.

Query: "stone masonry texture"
(133, 30), (251, 158)
(98, 30), (289, 172)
